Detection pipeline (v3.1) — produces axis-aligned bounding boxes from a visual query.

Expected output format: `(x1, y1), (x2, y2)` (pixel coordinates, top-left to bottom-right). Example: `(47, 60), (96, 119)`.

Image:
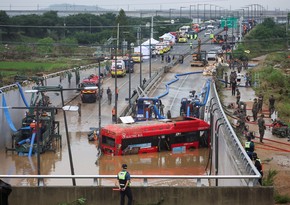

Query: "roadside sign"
(221, 17), (238, 29)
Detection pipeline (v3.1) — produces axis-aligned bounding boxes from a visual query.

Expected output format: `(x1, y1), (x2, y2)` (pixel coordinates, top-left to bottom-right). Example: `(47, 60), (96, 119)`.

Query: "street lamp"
(114, 23), (119, 124)
(137, 26), (142, 87)
(60, 88), (76, 186)
(129, 43), (134, 107)
(180, 6), (186, 19)
(190, 5), (196, 19)
(204, 4), (208, 22)
(146, 19), (152, 80)
(197, 4), (201, 23)
(210, 4), (213, 20)
(97, 56), (104, 143)
(169, 8), (175, 20)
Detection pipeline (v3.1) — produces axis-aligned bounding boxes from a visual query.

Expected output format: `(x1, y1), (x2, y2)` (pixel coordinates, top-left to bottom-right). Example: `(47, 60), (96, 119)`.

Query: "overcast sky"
(0, 0), (289, 11)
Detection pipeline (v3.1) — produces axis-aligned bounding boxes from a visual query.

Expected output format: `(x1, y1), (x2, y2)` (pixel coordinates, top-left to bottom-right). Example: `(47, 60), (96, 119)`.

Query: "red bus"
(100, 116), (210, 156)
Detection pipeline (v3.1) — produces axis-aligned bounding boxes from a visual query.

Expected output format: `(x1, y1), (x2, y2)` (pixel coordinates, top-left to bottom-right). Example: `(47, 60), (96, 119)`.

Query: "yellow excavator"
(190, 39), (208, 67)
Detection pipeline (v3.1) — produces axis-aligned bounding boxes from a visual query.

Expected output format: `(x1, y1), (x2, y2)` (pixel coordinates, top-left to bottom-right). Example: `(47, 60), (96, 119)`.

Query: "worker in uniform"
(252, 98), (259, 122)
(117, 164), (133, 205)
(257, 94), (263, 113)
(107, 87), (112, 104)
(189, 42), (193, 49)
(269, 95), (275, 117)
(224, 72), (228, 88)
(231, 80), (237, 96)
(236, 88), (241, 106)
(166, 110), (171, 119)
(252, 152), (263, 185)
(244, 136), (255, 159)
(209, 33), (214, 43)
(257, 114), (266, 143)
(112, 106), (116, 123)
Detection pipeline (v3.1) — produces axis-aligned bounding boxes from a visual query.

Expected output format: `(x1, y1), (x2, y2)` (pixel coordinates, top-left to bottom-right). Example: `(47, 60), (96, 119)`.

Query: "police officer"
(252, 152), (263, 185)
(258, 114), (266, 143)
(252, 98), (259, 122)
(245, 136), (255, 159)
(117, 164), (133, 205)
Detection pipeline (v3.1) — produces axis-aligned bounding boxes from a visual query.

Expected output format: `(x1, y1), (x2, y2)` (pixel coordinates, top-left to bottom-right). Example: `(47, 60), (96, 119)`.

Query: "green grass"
(0, 62), (69, 71)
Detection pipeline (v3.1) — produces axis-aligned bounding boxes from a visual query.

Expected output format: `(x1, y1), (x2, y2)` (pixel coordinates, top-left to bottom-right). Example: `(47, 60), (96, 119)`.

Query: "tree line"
(0, 10), (183, 59)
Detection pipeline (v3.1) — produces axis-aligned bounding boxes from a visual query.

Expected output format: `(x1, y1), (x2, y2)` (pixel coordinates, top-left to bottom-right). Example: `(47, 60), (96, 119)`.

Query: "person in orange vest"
(112, 106), (116, 122)
(115, 87), (119, 102)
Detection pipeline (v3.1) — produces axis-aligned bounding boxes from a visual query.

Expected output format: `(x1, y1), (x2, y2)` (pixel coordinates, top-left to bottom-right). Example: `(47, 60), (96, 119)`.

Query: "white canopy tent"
(159, 33), (175, 42)
(134, 46), (150, 59)
(141, 38), (159, 46)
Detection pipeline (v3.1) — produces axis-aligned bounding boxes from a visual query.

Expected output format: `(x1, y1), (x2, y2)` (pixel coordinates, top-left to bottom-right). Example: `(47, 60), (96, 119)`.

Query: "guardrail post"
(93, 177), (99, 186)
(39, 178), (44, 187)
(248, 178), (254, 187)
(143, 178), (148, 186)
(197, 178), (201, 187)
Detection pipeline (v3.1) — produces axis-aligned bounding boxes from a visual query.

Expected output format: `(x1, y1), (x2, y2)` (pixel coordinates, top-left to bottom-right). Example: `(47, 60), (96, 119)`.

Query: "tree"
(0, 11), (9, 25)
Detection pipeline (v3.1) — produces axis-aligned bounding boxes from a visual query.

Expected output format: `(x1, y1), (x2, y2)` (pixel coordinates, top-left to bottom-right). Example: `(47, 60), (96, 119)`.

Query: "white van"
(206, 25), (215, 30)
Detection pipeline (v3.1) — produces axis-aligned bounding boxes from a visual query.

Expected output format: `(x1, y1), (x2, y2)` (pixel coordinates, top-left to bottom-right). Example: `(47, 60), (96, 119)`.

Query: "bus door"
(158, 135), (171, 152)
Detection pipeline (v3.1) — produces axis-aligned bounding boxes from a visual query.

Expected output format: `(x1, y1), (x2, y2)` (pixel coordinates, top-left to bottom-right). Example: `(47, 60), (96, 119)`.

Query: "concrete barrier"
(9, 186), (273, 205)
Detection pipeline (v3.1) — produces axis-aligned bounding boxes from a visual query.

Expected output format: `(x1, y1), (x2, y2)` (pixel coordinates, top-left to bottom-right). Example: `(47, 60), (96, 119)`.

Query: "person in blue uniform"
(117, 164), (133, 205)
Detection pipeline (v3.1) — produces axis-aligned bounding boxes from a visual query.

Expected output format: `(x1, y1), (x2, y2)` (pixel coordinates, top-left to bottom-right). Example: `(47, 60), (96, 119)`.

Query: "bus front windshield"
(102, 135), (115, 147)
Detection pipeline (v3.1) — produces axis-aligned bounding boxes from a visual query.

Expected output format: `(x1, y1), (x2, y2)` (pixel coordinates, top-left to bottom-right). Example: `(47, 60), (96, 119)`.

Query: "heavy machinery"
(190, 39), (208, 67)
(4, 81), (62, 155)
(79, 74), (101, 103)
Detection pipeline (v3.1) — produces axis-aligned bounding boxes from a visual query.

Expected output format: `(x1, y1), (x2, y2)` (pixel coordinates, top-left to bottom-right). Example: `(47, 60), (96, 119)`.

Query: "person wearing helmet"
(252, 152), (263, 185)
(117, 164), (132, 205)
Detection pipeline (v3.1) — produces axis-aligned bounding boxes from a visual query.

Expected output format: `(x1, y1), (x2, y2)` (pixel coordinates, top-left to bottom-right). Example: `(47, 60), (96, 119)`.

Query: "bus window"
(102, 135), (115, 147)
(122, 136), (159, 150)
(173, 132), (199, 144)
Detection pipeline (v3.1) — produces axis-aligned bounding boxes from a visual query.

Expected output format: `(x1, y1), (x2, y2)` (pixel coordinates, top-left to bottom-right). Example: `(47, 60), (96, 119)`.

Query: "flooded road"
(0, 45), (212, 187)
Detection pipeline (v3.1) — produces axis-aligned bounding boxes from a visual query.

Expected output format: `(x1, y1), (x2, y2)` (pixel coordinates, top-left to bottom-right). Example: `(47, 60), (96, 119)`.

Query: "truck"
(79, 74), (101, 103)
(190, 39), (208, 67)
(123, 58), (134, 73)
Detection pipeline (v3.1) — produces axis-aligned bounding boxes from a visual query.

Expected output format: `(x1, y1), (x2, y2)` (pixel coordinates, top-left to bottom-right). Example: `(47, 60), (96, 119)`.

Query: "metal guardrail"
(0, 64), (98, 93)
(209, 79), (261, 186)
(0, 174), (258, 187)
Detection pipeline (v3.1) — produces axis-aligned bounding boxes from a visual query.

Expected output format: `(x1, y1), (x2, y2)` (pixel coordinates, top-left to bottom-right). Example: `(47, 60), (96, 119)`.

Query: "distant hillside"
(47, 4), (107, 11)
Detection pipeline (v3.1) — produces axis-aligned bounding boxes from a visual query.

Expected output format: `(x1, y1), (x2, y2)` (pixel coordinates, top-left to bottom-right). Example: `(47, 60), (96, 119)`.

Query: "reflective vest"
(118, 171), (129, 187)
(245, 141), (251, 149)
(210, 33), (214, 39)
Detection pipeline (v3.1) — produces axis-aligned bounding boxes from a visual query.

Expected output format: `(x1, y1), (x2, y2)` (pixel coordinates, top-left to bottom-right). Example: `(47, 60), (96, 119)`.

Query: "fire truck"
(79, 74), (102, 103)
